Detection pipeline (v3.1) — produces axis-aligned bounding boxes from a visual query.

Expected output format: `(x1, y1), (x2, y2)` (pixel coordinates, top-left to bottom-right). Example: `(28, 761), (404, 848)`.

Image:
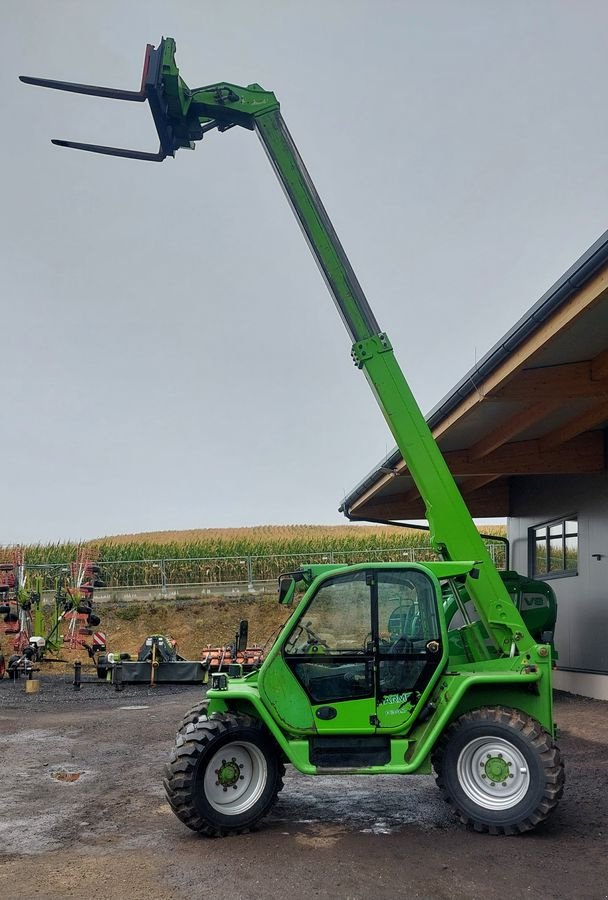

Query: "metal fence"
(25, 543), (506, 593)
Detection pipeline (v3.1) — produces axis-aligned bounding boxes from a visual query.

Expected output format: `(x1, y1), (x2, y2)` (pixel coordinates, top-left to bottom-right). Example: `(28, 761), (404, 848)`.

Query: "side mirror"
(278, 574), (296, 605)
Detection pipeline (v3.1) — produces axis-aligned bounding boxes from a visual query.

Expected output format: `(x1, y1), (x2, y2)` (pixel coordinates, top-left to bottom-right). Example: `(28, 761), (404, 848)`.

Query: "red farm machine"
(0, 547), (107, 678)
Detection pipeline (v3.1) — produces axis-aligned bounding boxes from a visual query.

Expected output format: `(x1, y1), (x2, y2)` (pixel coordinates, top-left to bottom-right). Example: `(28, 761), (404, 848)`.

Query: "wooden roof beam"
(356, 479), (510, 520)
(459, 474), (502, 494)
(493, 360), (608, 402)
(469, 399), (560, 459)
(444, 430), (603, 475)
(591, 348), (608, 380)
(539, 400), (608, 450)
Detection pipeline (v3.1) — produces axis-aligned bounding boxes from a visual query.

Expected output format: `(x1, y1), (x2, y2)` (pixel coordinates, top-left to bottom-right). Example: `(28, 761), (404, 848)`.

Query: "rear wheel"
(432, 706), (564, 834)
(164, 713), (284, 837)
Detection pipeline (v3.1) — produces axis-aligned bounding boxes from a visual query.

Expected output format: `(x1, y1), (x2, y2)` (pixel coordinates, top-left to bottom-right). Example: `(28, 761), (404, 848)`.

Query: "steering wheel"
(302, 621), (330, 651)
(388, 635), (414, 654)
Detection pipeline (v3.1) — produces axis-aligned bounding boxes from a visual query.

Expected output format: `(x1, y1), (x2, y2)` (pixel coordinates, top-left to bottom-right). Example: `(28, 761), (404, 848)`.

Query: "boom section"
(251, 108), (532, 655)
(21, 38), (534, 655)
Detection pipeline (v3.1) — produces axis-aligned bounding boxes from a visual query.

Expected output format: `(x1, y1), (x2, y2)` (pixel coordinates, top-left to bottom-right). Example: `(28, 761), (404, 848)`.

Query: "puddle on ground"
(295, 824), (346, 848)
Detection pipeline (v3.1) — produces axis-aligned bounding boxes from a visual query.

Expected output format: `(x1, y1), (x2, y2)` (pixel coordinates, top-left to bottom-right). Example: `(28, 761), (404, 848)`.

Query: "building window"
(530, 517), (578, 578)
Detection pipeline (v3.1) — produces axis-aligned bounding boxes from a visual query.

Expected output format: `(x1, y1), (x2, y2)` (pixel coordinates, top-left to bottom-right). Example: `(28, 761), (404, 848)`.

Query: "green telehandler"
(22, 38), (564, 836)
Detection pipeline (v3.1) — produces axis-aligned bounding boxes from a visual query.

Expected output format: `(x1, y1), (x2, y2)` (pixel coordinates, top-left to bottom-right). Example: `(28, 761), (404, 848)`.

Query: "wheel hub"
(216, 758), (243, 789)
(483, 754), (510, 784)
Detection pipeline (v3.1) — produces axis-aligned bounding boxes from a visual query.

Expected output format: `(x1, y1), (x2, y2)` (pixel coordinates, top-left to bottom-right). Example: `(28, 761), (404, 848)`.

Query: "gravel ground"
(0, 676), (606, 900)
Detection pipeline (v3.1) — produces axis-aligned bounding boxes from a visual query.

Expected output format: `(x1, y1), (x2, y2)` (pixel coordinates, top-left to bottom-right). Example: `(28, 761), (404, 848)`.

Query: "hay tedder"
(0, 548), (107, 678)
(23, 38), (565, 836)
(0, 549), (34, 675)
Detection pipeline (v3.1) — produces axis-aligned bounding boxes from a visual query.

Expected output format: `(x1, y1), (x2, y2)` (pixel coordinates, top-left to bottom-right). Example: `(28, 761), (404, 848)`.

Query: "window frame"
(529, 515), (578, 580)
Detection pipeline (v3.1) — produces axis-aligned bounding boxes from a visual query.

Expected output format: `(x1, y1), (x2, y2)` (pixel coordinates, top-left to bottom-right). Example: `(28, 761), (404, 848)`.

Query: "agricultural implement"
(0, 549), (33, 665)
(0, 548), (107, 678)
(96, 620), (263, 685)
(23, 39), (565, 835)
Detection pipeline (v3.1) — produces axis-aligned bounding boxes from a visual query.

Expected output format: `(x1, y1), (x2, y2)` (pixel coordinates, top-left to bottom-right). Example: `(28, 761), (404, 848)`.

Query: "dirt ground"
(15, 594), (288, 675)
(98, 594), (288, 659)
(0, 679), (606, 900)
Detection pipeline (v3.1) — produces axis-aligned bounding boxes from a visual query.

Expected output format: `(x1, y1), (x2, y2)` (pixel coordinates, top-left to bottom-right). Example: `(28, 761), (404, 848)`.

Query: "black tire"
(432, 706), (564, 835)
(88, 613), (101, 627)
(0, 654), (5, 678)
(164, 713), (284, 837)
(0, 604), (10, 615)
(96, 654), (110, 679)
(176, 699), (209, 734)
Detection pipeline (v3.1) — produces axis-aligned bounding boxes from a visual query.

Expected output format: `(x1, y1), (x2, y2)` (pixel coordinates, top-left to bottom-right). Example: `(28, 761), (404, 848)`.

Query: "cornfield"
(6, 524), (507, 590)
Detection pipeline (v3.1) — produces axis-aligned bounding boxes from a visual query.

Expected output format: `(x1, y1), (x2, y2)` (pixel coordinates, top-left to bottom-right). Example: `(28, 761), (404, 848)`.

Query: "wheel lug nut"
(509, 773), (514, 779)
(486, 754), (491, 759)
(223, 787), (228, 792)
(502, 782), (507, 787)
(507, 761), (512, 767)
(233, 785), (238, 790)
(239, 775), (244, 780)
(498, 753), (503, 759)
(490, 782), (495, 787)
(481, 774), (487, 779)
(239, 764), (244, 769)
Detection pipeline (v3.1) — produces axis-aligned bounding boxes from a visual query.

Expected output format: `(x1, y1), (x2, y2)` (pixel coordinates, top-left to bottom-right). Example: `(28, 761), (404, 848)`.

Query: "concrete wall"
(508, 472), (608, 698)
(42, 581), (277, 606)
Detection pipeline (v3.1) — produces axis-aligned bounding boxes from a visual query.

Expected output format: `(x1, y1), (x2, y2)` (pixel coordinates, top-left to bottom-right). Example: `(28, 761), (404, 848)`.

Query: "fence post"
(160, 559), (167, 597)
(73, 660), (81, 691)
(247, 556), (254, 592)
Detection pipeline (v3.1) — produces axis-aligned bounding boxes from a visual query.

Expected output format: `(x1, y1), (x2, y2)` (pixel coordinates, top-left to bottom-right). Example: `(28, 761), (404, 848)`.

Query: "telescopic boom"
(21, 37), (534, 656)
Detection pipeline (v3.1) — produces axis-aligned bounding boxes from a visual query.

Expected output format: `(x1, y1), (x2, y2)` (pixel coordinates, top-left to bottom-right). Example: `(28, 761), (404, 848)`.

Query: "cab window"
(284, 570), (371, 655)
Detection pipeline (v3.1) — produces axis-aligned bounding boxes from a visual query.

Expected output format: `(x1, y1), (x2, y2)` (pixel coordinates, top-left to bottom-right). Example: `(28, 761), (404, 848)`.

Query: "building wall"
(508, 472), (608, 699)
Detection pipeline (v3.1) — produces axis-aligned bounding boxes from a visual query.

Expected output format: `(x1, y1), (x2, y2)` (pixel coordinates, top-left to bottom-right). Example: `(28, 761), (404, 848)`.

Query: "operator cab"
(276, 565), (446, 731)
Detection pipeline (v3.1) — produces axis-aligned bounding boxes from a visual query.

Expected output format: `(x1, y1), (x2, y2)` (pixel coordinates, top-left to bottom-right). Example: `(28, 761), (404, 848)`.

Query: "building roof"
(341, 229), (608, 520)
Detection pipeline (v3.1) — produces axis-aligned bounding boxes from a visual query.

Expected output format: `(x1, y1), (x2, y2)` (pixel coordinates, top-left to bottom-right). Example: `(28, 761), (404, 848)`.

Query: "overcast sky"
(4, 1), (608, 542)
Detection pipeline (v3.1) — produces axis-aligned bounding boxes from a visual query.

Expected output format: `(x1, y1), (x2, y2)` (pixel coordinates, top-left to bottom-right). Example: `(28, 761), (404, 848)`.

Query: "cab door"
(281, 569), (376, 733)
(374, 568), (445, 729)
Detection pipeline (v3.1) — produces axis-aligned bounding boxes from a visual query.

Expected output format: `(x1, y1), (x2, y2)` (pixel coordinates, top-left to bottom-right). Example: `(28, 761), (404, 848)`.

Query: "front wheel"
(432, 706), (564, 834)
(164, 713), (284, 837)
(175, 699), (209, 735)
